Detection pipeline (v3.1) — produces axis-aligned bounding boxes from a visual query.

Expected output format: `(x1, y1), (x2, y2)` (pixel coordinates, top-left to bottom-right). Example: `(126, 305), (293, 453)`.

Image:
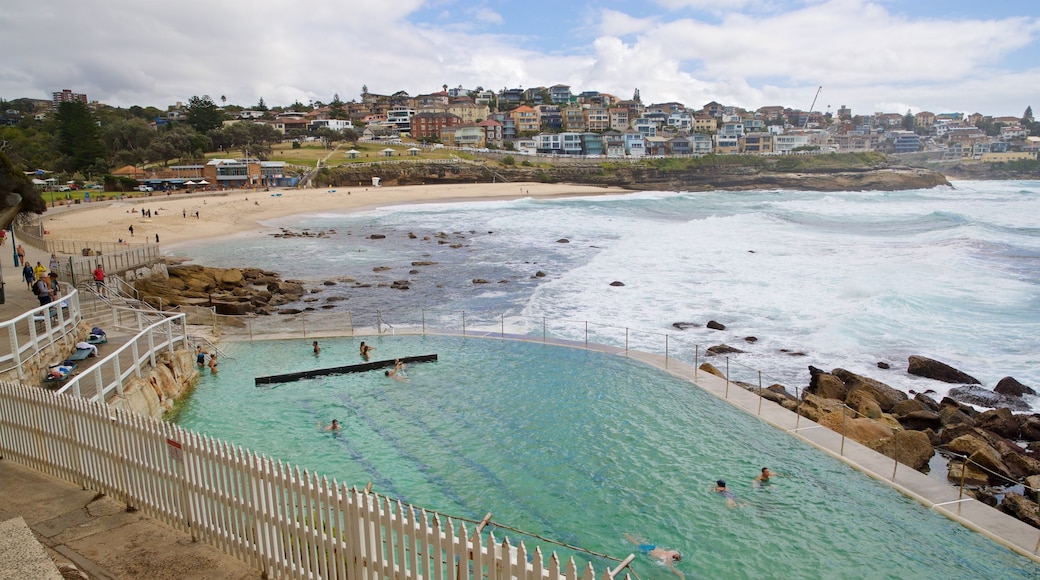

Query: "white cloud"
(0, 0), (1037, 117)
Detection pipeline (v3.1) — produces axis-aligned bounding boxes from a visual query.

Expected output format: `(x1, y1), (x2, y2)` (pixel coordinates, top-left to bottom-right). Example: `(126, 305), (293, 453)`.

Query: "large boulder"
(806, 366), (848, 401)
(965, 445), (1014, 485)
(867, 430), (934, 471)
(846, 389), (883, 419)
(907, 355), (980, 384)
(938, 404), (976, 428)
(895, 410), (942, 432)
(994, 376), (1037, 398)
(946, 433), (996, 458)
(799, 393), (849, 423)
(977, 408), (1021, 439)
(948, 385), (1030, 412)
(1000, 493), (1040, 529)
(698, 363), (725, 379)
(706, 344), (744, 356)
(947, 459), (991, 487)
(818, 411), (894, 443)
(833, 368), (907, 411)
(914, 392), (941, 412)
(1021, 415), (1040, 441)
(1004, 452), (1040, 480)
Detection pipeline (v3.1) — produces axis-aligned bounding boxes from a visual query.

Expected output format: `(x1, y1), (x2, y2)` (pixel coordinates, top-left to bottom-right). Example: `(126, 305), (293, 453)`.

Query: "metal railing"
(0, 381), (630, 579)
(54, 309), (190, 403)
(0, 283), (81, 376)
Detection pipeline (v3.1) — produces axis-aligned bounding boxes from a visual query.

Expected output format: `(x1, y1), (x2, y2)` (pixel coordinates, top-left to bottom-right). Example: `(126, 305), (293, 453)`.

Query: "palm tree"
(221, 95), (227, 108)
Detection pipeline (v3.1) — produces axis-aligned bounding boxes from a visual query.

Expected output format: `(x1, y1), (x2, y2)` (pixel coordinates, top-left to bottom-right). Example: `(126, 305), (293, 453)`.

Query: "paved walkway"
(0, 459), (260, 579)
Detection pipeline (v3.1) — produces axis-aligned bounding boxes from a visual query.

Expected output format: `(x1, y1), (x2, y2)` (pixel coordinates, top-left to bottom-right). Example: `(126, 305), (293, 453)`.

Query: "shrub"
(501, 155), (516, 166)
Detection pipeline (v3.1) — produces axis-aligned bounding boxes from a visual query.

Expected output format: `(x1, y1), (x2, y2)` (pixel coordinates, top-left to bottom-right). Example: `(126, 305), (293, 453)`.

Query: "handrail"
(55, 312), (189, 403)
(0, 284), (81, 375)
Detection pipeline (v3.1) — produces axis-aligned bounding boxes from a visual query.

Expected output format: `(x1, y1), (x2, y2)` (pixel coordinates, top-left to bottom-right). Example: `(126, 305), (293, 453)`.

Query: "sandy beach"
(41, 182), (632, 249)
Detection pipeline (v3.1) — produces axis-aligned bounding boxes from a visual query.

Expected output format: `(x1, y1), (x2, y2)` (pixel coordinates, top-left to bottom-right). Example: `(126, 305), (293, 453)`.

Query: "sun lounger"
(65, 347), (95, 362)
(44, 363), (77, 387)
(87, 333), (107, 345)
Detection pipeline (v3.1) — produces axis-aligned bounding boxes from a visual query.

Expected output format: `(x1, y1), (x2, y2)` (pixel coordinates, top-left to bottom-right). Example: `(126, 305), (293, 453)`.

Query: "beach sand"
(41, 182), (632, 249)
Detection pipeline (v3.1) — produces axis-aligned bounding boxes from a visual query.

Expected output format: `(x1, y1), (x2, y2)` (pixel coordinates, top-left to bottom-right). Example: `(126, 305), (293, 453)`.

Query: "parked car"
(136, 185), (154, 192)
(58, 185), (71, 192)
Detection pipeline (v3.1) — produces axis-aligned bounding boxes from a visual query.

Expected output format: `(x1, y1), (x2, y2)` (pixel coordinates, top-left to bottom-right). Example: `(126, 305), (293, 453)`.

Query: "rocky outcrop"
(318, 157), (950, 193)
(907, 355), (980, 384)
(134, 265), (305, 315)
(109, 347), (198, 420)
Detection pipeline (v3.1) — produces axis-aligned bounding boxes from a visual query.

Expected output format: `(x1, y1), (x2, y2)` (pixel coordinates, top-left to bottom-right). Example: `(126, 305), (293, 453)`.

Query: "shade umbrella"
(198, 180), (209, 185)
(184, 180), (197, 185)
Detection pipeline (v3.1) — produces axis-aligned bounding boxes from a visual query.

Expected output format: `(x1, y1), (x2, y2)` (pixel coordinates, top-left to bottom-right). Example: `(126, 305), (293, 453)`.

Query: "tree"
(101, 118), (155, 162)
(340, 127), (359, 146)
(902, 110), (914, 131)
(256, 97), (268, 111)
(185, 95), (224, 134)
(633, 88), (641, 103)
(221, 95), (227, 108)
(315, 127), (340, 148)
(56, 101), (107, 174)
(1023, 106), (1034, 124)
(329, 93), (347, 119)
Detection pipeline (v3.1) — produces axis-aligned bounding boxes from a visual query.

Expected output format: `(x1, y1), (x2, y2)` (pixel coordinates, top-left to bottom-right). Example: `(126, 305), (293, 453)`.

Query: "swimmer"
(385, 359), (408, 381)
(208, 352), (219, 373)
(754, 467), (785, 486)
(359, 341), (374, 360)
(313, 341), (320, 355)
(715, 479), (743, 508)
(325, 419), (341, 431)
(624, 534), (684, 579)
(196, 345), (205, 366)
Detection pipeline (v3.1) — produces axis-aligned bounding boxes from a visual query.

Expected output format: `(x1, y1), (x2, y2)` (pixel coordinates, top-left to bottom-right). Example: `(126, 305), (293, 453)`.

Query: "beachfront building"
(201, 158), (292, 189)
(411, 112), (460, 140)
(549, 84), (573, 104)
(386, 108), (415, 132)
(535, 132), (583, 155)
(609, 107), (630, 131)
(602, 131), (625, 157)
(535, 105), (563, 131)
(53, 89), (88, 108)
(562, 105), (585, 132)
(889, 130), (920, 153)
(714, 134), (740, 154)
(688, 133), (713, 155)
(623, 131), (646, 157)
(773, 133), (810, 154)
(582, 133), (605, 156)
(510, 106), (540, 135)
(742, 132), (774, 154)
(446, 101), (489, 124)
(487, 113), (517, 142)
(478, 119), (504, 148)
(309, 119), (354, 132)
(693, 115), (717, 134)
(444, 123), (485, 148)
(584, 106), (610, 131)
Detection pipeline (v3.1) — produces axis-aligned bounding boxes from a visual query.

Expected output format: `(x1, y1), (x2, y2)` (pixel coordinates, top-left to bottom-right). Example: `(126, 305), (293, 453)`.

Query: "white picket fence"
(0, 382), (620, 580)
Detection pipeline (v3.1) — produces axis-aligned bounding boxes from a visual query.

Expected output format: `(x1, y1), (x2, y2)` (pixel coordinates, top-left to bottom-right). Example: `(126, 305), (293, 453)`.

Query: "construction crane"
(804, 86), (822, 128)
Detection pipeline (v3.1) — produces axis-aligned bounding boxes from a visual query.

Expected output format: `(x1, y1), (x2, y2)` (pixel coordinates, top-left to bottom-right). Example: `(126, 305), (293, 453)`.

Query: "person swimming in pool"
(715, 479), (743, 507)
(318, 419), (341, 431)
(384, 359), (408, 381)
(359, 341), (374, 360)
(625, 534), (684, 579)
(754, 467), (785, 486)
(313, 341), (321, 355)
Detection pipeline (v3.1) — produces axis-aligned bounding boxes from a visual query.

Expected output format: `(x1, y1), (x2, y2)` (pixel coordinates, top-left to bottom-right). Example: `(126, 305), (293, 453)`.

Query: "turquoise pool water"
(174, 335), (1036, 579)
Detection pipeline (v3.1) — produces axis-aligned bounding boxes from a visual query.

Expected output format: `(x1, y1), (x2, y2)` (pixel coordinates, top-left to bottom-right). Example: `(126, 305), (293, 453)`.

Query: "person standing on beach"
(128, 224), (134, 237)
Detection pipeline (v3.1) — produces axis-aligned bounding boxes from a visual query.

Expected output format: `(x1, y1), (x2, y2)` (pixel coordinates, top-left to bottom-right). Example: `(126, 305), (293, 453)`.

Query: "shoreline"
(42, 182), (634, 250)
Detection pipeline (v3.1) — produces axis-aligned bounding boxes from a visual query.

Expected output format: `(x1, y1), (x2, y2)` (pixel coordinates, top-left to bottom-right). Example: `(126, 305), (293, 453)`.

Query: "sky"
(2, 0), (1038, 118)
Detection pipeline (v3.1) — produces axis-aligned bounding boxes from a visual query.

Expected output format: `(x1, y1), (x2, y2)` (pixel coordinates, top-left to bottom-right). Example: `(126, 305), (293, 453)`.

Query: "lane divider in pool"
(254, 354), (438, 385)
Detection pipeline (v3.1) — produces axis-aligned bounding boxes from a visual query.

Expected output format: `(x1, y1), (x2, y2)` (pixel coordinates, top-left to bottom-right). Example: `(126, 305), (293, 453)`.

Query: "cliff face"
(321, 160), (949, 192)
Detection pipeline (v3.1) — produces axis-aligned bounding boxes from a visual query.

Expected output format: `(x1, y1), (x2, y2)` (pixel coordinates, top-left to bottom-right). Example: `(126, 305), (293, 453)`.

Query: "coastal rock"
(938, 404), (976, 428)
(947, 459), (991, 487)
(556, 238), (570, 243)
(744, 336), (758, 343)
(818, 412), (893, 443)
(876, 361), (890, 369)
(799, 394), (848, 423)
(907, 355), (980, 384)
(1004, 451), (1040, 479)
(368, 234), (386, 239)
(672, 322), (699, 330)
(994, 376), (1037, 398)
(533, 271), (547, 278)
(867, 430), (934, 472)
(706, 320), (726, 330)
(472, 278), (489, 284)
(609, 281), (625, 286)
(976, 408), (1021, 439)
(698, 363), (725, 379)
(833, 368), (907, 411)
(1021, 416), (1040, 441)
(845, 389), (883, 419)
(806, 366), (848, 401)
(706, 344), (744, 356)
(914, 393), (941, 412)
(946, 433), (995, 458)
(896, 410), (942, 431)
(1000, 493), (1040, 529)
(949, 385), (1030, 412)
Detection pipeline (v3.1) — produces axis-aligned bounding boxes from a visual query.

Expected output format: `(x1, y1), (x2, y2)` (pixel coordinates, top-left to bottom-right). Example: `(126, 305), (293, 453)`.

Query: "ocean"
(171, 179), (1040, 410)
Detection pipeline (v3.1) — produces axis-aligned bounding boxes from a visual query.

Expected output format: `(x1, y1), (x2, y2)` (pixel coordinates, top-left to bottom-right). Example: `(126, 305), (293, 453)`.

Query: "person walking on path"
(22, 262), (34, 290)
(92, 263), (107, 297)
(33, 276), (52, 306)
(16, 244), (25, 265)
(32, 261), (46, 282)
(49, 253), (60, 274)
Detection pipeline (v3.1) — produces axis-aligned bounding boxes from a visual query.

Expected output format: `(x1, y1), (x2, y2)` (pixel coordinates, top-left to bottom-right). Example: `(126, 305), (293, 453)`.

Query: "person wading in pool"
(359, 341), (374, 360)
(754, 467), (785, 487)
(624, 534), (684, 579)
(385, 359), (408, 381)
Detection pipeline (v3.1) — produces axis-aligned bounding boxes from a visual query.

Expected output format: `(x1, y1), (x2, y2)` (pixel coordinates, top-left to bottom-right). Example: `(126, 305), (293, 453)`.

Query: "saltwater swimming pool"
(174, 335), (1036, 578)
